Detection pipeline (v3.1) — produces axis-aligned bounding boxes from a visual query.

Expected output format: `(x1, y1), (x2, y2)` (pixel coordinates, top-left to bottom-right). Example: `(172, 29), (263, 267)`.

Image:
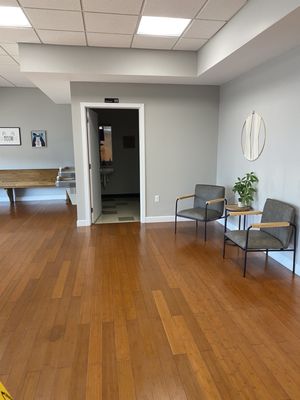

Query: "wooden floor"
(1, 202), (300, 399)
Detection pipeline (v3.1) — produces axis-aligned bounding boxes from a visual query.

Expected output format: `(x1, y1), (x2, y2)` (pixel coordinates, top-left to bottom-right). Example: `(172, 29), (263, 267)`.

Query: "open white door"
(87, 108), (102, 223)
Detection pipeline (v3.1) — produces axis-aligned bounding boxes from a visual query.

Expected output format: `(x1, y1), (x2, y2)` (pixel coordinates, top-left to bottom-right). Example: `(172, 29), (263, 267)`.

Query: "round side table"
(225, 204), (251, 230)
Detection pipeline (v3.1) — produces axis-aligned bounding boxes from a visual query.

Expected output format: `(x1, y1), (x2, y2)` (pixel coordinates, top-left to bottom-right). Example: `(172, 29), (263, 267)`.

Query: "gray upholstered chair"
(223, 198), (297, 277)
(175, 184), (226, 241)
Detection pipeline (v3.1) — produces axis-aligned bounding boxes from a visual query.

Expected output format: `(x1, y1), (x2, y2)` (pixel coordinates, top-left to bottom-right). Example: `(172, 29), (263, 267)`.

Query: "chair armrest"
(251, 221), (290, 229)
(176, 194), (195, 201)
(206, 197), (226, 205)
(229, 210), (263, 217)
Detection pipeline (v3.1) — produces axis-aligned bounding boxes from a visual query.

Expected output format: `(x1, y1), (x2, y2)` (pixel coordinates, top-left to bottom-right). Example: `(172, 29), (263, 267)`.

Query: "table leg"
(5, 188), (14, 204)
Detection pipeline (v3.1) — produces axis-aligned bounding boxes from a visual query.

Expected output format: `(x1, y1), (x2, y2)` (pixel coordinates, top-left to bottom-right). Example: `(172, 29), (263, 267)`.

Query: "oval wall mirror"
(241, 111), (266, 161)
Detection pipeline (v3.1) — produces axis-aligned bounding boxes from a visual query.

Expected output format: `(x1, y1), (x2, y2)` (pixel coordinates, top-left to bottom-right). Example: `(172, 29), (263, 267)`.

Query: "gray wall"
(217, 45), (300, 273)
(71, 82), (220, 222)
(0, 88), (74, 200)
(95, 108), (139, 195)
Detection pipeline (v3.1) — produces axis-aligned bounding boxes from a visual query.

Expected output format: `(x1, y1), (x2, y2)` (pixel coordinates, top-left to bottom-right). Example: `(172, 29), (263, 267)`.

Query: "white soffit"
(84, 12), (138, 34)
(0, 0), (18, 5)
(0, 70), (34, 86)
(0, 0), (249, 87)
(132, 35), (178, 50)
(0, 75), (14, 85)
(18, 2), (300, 102)
(0, 54), (17, 64)
(24, 9), (84, 31)
(87, 33), (132, 48)
(174, 38), (207, 51)
(1, 43), (19, 54)
(37, 30), (86, 46)
(185, 19), (226, 39)
(19, 0), (81, 10)
(197, 0), (247, 21)
(0, 27), (39, 42)
(82, 0), (143, 14)
(142, 0), (207, 19)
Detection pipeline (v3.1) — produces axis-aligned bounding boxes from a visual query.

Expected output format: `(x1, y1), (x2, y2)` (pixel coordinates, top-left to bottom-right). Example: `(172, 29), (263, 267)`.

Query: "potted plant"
(233, 172), (259, 207)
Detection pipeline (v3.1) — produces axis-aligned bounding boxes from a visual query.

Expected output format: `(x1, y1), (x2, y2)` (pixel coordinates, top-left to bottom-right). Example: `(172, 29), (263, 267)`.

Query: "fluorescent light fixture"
(137, 16), (190, 37)
(0, 6), (31, 28)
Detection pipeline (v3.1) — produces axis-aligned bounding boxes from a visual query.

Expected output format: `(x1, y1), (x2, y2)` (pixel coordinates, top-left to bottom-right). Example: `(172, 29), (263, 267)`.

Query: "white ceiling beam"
(197, 0), (300, 75)
(19, 44), (197, 77)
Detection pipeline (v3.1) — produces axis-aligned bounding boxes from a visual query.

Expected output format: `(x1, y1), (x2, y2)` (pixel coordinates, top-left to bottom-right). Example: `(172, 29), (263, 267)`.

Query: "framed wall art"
(31, 130), (47, 148)
(0, 127), (21, 146)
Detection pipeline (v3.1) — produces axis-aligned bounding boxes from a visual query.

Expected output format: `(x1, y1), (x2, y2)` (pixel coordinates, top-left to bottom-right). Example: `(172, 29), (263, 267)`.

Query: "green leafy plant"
(232, 172), (259, 206)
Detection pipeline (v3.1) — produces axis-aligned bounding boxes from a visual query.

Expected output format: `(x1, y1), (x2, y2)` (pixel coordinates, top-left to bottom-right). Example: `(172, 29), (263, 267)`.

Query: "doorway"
(81, 102), (145, 225)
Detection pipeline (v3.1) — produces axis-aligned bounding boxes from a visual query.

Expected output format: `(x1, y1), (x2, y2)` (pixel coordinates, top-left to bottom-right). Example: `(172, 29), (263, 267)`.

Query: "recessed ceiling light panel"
(0, 6), (31, 28)
(137, 16), (190, 37)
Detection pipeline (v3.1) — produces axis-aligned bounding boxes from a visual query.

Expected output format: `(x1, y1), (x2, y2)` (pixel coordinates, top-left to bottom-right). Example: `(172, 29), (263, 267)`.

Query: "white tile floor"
(95, 196), (140, 224)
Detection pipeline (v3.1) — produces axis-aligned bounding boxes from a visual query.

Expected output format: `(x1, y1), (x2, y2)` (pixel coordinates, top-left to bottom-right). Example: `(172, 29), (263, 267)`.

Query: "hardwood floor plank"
(152, 290), (185, 355)
(102, 321), (119, 400)
(52, 260), (70, 299)
(68, 324), (90, 400)
(1, 203), (300, 399)
(19, 371), (40, 400)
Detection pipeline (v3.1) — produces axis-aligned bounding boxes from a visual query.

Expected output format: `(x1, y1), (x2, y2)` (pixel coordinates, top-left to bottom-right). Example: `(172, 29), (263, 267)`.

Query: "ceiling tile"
(197, 0), (247, 21)
(82, 0), (143, 14)
(0, 43), (19, 55)
(0, 27), (40, 42)
(0, 0), (18, 5)
(184, 19), (225, 38)
(25, 9), (84, 31)
(0, 75), (14, 86)
(142, 0), (206, 18)
(132, 35), (177, 50)
(0, 54), (17, 64)
(87, 32), (132, 48)
(19, 0), (81, 10)
(84, 13), (138, 34)
(38, 30), (86, 46)
(174, 37), (207, 51)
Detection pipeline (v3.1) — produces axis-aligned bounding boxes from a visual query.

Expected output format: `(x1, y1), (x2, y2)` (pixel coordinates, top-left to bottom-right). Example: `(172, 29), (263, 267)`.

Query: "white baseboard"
(145, 215), (191, 223)
(66, 188), (77, 205)
(77, 219), (90, 227)
(217, 220), (299, 275)
(0, 194), (66, 202)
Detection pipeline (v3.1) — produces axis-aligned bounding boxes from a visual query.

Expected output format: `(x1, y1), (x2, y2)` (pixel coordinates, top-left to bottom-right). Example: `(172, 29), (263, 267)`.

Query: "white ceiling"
(0, 0), (247, 87)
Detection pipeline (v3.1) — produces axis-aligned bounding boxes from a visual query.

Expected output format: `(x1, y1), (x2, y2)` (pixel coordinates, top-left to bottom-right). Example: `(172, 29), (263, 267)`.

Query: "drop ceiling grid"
(0, 0), (247, 86)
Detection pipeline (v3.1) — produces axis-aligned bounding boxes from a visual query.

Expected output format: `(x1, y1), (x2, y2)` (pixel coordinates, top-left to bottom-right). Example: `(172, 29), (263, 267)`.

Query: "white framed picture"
(0, 127), (21, 146)
(31, 130), (47, 148)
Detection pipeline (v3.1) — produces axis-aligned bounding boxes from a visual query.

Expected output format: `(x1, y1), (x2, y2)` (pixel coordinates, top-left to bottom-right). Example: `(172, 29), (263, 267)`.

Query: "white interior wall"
(0, 88), (74, 201)
(217, 45), (300, 274)
(71, 82), (220, 224)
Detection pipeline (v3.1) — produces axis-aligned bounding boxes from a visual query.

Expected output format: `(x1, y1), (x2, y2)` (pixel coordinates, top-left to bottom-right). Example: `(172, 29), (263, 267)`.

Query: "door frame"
(80, 102), (146, 225)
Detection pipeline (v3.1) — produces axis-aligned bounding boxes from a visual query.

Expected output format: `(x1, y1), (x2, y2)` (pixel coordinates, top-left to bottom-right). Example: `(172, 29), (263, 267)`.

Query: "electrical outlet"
(154, 195), (160, 203)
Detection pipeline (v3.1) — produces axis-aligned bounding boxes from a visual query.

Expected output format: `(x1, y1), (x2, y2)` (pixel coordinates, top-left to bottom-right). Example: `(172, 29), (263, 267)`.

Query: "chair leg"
(293, 249), (296, 274)
(293, 224), (297, 274)
(223, 237), (226, 258)
(204, 221), (207, 242)
(196, 220), (198, 233)
(243, 251), (248, 277)
(175, 214), (177, 234)
(266, 249), (269, 261)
